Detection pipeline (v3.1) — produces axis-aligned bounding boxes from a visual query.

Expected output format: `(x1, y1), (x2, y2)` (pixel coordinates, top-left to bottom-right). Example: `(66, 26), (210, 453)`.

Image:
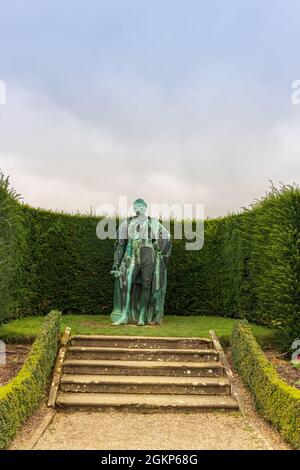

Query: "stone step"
(60, 374), (231, 395)
(56, 392), (239, 412)
(62, 359), (225, 377)
(70, 335), (213, 350)
(66, 346), (219, 362)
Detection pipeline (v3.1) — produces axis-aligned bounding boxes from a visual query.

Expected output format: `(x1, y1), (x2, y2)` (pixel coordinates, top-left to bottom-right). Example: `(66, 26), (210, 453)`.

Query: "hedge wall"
(0, 310), (61, 449)
(0, 172), (299, 349)
(0, 174), (37, 322)
(231, 320), (300, 449)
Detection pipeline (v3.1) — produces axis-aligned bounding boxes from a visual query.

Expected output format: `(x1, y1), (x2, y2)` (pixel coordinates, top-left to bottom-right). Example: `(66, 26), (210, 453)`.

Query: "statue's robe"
(111, 216), (172, 324)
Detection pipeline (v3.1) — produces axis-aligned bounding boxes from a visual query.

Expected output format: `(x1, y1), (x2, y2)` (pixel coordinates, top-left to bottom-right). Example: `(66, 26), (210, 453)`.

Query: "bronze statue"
(110, 199), (172, 326)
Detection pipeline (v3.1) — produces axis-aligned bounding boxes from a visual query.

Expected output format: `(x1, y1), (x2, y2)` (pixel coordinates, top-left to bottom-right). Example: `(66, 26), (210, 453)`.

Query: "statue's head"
(133, 198), (147, 215)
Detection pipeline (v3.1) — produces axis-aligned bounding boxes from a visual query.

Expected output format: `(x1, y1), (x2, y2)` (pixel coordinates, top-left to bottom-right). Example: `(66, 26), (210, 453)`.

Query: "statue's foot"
(137, 320), (145, 326)
(112, 317), (127, 325)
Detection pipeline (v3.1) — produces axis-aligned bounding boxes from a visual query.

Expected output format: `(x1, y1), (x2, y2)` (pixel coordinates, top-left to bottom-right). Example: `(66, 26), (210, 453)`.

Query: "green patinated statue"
(110, 199), (172, 326)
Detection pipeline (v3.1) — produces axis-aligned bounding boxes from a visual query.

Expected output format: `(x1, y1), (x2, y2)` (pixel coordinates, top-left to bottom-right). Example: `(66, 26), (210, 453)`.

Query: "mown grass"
(0, 314), (275, 348)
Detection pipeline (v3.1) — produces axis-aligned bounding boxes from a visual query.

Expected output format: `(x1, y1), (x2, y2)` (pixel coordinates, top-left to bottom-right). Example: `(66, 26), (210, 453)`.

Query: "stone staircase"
(50, 333), (239, 412)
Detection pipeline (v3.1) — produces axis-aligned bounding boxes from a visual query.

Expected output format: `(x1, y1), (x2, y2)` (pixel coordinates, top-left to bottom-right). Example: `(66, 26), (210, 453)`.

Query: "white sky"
(0, 1), (299, 217)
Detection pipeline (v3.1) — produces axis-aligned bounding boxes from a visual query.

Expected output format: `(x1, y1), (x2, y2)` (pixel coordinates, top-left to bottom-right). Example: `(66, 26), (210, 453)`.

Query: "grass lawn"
(0, 314), (275, 348)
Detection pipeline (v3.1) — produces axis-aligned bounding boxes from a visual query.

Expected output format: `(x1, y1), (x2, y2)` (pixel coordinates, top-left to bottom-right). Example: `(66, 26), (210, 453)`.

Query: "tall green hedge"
(0, 172), (299, 349)
(0, 310), (61, 449)
(0, 174), (37, 321)
(231, 320), (300, 449)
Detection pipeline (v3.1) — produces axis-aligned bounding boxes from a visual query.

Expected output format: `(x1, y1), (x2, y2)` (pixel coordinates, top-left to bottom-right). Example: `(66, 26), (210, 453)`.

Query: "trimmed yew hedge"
(0, 310), (61, 449)
(0, 171), (299, 349)
(231, 320), (300, 449)
(0, 174), (36, 323)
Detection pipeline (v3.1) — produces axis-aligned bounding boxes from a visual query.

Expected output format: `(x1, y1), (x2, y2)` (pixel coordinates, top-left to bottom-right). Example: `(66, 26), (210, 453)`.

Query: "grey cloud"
(0, 78), (299, 218)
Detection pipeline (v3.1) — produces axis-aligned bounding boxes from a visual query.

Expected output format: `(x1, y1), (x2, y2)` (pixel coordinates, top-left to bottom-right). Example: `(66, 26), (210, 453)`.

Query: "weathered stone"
(62, 359), (225, 377)
(66, 346), (219, 362)
(52, 333), (239, 412)
(56, 392), (239, 412)
(60, 374), (231, 395)
(70, 335), (213, 350)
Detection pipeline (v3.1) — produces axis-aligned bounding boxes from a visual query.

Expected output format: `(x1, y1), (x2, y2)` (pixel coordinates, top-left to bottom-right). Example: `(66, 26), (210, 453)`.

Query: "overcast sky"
(0, 0), (299, 218)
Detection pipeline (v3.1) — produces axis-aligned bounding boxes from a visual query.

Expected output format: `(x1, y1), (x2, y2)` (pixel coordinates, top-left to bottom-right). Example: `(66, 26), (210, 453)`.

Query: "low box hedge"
(0, 309), (61, 449)
(231, 320), (300, 449)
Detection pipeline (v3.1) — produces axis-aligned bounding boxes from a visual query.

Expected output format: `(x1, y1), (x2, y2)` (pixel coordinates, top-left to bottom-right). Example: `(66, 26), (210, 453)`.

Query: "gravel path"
(10, 403), (290, 450)
(25, 410), (277, 450)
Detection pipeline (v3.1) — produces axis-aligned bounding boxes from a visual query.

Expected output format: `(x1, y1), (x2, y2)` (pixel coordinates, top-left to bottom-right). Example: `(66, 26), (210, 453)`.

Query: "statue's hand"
(110, 265), (120, 278)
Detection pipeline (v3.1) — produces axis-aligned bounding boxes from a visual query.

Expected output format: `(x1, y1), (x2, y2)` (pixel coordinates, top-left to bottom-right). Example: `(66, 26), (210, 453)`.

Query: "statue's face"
(133, 202), (147, 215)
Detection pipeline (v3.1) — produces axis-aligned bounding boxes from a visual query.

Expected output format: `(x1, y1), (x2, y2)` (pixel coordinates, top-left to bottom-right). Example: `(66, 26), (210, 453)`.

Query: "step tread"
(68, 346), (217, 354)
(63, 359), (223, 369)
(60, 374), (230, 386)
(71, 335), (211, 342)
(56, 392), (238, 409)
